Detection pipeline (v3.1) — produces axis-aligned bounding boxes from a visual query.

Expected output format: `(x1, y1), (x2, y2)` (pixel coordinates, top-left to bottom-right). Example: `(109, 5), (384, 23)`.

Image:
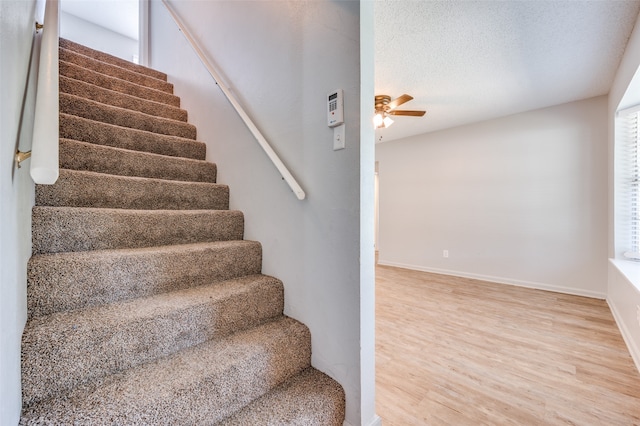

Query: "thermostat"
(327, 89), (344, 127)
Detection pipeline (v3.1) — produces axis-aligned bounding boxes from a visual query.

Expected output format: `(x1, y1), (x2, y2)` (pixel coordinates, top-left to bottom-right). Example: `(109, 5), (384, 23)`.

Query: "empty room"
(374, 1), (640, 424)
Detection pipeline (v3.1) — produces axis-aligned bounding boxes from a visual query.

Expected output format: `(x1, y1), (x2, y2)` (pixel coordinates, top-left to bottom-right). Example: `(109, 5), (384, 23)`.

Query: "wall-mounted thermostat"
(327, 89), (344, 127)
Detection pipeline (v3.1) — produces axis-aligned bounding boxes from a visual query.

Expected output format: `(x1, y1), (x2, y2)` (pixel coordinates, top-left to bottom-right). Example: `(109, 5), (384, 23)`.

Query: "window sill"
(610, 258), (640, 292)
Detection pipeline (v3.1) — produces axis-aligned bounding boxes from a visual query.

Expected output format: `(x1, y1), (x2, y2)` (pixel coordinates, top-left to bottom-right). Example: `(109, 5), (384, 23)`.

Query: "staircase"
(20, 39), (345, 425)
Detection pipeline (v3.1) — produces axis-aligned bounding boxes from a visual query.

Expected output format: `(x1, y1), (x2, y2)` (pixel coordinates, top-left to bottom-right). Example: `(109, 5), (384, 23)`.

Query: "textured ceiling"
(61, 0), (138, 40)
(375, 0), (640, 143)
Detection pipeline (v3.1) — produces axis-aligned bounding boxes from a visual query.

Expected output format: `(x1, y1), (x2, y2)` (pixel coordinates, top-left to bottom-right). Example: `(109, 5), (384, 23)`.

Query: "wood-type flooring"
(376, 265), (640, 425)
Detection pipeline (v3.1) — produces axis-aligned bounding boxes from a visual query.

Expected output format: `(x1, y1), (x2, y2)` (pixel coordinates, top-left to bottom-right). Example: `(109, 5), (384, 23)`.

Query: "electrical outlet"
(443, 250), (449, 258)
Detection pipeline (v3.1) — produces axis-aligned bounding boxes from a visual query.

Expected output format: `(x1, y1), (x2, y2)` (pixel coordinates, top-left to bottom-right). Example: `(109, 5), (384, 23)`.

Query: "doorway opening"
(59, 0), (144, 64)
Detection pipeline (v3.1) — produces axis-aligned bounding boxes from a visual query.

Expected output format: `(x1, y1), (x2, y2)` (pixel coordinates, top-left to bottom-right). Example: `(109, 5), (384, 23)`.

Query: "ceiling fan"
(374, 94), (426, 128)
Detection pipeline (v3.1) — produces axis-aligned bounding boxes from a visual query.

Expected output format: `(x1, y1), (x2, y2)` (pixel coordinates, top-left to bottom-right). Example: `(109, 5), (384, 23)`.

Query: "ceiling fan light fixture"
(374, 93), (426, 128)
(373, 112), (394, 129)
(373, 113), (384, 128)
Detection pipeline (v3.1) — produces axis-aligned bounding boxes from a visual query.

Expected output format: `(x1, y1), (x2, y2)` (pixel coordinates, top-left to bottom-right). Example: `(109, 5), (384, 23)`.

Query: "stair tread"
(32, 207), (244, 254)
(60, 60), (180, 107)
(27, 273), (280, 328)
(59, 47), (173, 93)
(49, 166), (219, 187)
(221, 367), (345, 426)
(60, 75), (187, 122)
(60, 93), (197, 139)
(60, 38), (167, 81)
(58, 139), (216, 183)
(20, 317), (311, 425)
(28, 240), (263, 318)
(59, 114), (206, 160)
(22, 274), (284, 406)
(36, 168), (228, 210)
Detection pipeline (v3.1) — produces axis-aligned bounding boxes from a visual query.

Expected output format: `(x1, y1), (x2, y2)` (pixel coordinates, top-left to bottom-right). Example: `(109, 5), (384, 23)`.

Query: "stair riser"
(60, 94), (197, 139)
(60, 61), (180, 107)
(20, 319), (312, 425)
(60, 76), (188, 122)
(59, 114), (206, 160)
(60, 38), (167, 81)
(59, 139), (216, 183)
(28, 241), (263, 318)
(32, 208), (244, 254)
(22, 278), (284, 406)
(59, 48), (173, 93)
(36, 170), (228, 211)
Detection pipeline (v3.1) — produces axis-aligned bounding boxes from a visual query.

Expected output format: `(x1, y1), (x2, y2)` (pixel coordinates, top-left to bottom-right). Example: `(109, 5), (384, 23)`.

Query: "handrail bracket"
(15, 150), (32, 168)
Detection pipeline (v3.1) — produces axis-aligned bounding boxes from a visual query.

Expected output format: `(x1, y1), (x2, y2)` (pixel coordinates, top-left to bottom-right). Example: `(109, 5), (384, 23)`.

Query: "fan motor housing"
(375, 95), (392, 113)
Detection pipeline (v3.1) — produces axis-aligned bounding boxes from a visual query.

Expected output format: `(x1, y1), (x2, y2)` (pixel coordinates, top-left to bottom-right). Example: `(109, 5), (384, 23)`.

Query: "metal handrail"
(29, 0), (59, 184)
(161, 0), (306, 200)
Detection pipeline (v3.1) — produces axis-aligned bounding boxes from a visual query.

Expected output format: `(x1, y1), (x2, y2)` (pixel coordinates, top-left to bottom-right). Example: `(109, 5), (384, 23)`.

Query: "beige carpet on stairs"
(20, 38), (345, 425)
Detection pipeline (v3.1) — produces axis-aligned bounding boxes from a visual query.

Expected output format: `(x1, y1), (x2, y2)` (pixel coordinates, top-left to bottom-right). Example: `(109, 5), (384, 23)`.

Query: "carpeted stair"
(20, 38), (345, 425)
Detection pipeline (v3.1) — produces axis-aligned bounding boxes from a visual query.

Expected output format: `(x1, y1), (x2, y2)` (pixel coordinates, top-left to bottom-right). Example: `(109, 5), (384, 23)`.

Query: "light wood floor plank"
(376, 266), (640, 425)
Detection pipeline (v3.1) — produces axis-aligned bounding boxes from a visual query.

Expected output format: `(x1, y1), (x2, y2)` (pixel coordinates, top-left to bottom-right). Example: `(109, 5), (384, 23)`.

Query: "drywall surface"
(60, 11), (138, 62)
(0, 0), (38, 423)
(608, 12), (640, 374)
(150, 1), (366, 423)
(377, 96), (608, 298)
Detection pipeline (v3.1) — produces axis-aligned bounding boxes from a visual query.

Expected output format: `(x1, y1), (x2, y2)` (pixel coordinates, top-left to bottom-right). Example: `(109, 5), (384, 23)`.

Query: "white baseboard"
(377, 261), (606, 300)
(344, 414), (381, 426)
(607, 297), (640, 374)
(369, 415), (382, 426)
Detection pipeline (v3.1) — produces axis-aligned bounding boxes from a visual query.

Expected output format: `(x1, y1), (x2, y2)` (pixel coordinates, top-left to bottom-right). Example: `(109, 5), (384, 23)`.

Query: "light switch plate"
(333, 124), (345, 150)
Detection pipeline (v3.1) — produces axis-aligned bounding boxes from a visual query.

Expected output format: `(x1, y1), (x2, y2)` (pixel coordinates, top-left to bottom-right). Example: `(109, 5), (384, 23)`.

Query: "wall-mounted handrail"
(30, 0), (59, 184)
(161, 0), (306, 201)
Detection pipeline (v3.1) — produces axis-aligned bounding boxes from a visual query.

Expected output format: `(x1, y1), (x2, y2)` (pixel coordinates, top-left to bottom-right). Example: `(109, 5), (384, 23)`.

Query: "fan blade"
(387, 94), (413, 110)
(388, 110), (426, 117)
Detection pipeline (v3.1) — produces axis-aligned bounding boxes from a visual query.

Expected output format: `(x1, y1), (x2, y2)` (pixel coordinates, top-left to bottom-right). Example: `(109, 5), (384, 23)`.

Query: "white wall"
(377, 96), (608, 298)
(60, 11), (138, 62)
(359, 2), (379, 425)
(150, 1), (372, 424)
(608, 12), (640, 372)
(0, 0), (38, 424)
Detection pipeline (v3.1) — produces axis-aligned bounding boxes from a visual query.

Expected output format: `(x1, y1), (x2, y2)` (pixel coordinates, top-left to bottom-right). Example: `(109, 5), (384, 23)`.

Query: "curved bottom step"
(20, 317), (311, 425)
(221, 367), (345, 426)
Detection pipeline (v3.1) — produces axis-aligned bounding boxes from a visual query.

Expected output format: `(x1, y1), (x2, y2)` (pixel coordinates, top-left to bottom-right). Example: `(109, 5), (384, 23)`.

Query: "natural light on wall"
(60, 0), (139, 63)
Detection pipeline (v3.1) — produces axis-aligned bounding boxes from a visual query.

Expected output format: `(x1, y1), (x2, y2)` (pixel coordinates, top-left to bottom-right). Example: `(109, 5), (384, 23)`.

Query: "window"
(618, 105), (640, 259)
